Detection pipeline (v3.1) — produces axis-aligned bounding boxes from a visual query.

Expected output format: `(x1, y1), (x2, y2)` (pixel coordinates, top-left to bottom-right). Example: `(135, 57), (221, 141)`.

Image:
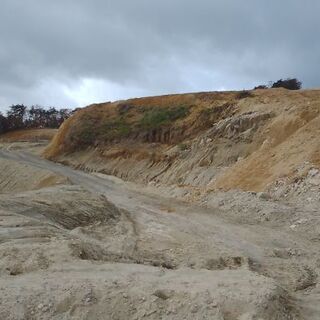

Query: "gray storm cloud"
(0, 0), (319, 110)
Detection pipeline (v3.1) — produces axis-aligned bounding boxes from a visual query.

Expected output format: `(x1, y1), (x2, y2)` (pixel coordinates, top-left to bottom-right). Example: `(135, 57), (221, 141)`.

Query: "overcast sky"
(1, 0), (319, 111)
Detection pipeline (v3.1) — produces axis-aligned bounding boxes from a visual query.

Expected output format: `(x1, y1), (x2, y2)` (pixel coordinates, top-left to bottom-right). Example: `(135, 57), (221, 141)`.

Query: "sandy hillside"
(44, 89), (320, 199)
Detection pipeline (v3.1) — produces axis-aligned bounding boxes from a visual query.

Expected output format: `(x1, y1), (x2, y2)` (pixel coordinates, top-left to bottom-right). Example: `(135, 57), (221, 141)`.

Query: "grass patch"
(139, 105), (189, 130)
(178, 143), (189, 151)
(98, 118), (131, 140)
(69, 105), (190, 148)
(71, 117), (132, 146)
(76, 126), (96, 145)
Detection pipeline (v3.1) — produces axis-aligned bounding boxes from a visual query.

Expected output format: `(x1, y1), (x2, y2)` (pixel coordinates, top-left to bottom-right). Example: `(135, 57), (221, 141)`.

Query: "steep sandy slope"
(45, 89), (320, 197)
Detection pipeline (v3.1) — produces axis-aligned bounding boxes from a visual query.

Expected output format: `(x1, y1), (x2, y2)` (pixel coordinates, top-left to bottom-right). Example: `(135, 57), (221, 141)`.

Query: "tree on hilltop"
(271, 78), (302, 90)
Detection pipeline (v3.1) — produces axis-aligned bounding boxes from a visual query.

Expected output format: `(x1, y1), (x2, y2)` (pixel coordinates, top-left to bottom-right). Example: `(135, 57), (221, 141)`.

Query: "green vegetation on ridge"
(69, 105), (191, 147)
(139, 106), (189, 130)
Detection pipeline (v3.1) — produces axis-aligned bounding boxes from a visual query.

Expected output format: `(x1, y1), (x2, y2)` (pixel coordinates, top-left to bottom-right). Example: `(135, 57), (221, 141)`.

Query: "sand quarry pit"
(0, 152), (300, 320)
(1, 96), (320, 320)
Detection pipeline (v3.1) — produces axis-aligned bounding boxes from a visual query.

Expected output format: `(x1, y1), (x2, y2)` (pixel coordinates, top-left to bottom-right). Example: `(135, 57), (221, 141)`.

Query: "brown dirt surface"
(0, 128), (58, 143)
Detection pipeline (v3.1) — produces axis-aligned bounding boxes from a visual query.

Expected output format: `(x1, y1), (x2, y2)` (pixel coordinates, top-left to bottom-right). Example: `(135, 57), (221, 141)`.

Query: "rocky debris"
(257, 191), (271, 200)
(209, 112), (273, 140)
(0, 264), (299, 320)
(268, 166), (320, 205)
(290, 218), (309, 230)
(201, 190), (294, 224)
(153, 289), (174, 300)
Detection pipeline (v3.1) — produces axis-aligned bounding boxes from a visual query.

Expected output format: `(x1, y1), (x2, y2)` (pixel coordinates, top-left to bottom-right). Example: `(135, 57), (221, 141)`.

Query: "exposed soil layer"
(44, 89), (320, 196)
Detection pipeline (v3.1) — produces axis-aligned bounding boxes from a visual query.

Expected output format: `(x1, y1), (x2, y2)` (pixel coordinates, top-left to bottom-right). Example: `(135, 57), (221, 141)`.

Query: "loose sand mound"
(0, 157), (69, 193)
(0, 185), (134, 275)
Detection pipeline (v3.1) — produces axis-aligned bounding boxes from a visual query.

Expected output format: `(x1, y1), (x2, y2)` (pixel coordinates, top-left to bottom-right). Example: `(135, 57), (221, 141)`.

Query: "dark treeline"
(254, 78), (302, 90)
(0, 104), (75, 134)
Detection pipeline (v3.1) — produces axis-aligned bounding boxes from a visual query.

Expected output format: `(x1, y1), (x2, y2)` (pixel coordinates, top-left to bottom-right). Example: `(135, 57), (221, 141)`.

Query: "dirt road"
(0, 148), (319, 319)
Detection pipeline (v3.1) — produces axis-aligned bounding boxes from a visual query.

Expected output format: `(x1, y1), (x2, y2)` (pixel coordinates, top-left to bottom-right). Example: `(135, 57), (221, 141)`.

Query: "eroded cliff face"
(44, 89), (320, 197)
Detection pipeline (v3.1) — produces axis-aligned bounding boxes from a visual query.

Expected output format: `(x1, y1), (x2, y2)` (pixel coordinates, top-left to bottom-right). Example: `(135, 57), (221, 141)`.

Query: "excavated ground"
(3, 87), (320, 320)
(0, 141), (320, 319)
